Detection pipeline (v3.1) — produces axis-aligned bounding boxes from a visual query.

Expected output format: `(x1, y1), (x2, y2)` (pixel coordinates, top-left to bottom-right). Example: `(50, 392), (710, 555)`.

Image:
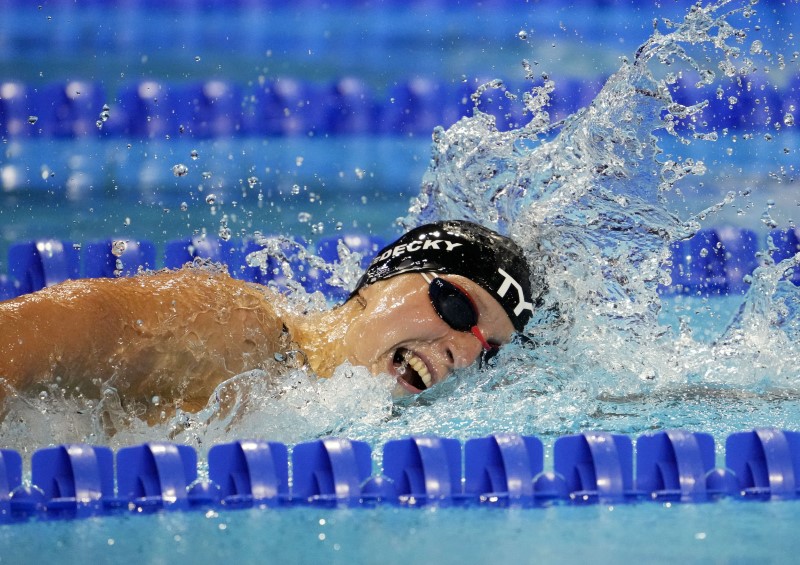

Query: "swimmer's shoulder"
(0, 264), (286, 328)
(113, 264), (276, 297)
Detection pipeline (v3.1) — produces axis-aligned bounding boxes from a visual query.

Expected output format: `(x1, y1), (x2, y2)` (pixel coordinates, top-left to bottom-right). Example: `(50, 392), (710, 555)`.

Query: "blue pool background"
(3, 0), (800, 563)
(2, 0), (798, 258)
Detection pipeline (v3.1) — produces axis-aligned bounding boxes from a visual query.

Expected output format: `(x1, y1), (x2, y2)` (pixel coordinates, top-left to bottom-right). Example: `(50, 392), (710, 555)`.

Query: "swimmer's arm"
(0, 279), (134, 395)
(0, 270), (287, 406)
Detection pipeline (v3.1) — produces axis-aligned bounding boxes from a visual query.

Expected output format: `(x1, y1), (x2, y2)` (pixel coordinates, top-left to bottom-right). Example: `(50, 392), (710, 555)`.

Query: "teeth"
(405, 351), (433, 389)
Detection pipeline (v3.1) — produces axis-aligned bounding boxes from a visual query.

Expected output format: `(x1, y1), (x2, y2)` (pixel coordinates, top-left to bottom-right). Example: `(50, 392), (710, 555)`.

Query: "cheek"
(345, 298), (435, 363)
(341, 311), (390, 366)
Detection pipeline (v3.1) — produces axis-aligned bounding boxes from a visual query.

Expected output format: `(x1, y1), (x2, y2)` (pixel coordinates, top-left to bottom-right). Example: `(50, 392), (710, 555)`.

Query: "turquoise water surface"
(3, 498), (799, 564)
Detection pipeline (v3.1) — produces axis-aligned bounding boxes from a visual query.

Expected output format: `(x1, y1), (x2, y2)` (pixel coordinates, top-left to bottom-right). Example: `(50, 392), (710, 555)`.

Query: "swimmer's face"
(342, 273), (515, 396)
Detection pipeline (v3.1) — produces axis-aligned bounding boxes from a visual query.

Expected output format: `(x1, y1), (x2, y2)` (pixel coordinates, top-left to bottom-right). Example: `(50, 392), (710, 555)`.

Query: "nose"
(442, 328), (485, 370)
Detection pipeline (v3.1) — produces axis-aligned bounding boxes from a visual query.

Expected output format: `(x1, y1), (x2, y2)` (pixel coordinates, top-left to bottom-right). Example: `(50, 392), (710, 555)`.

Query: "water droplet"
(202, 171), (212, 179)
(172, 163), (189, 177)
(518, 30), (528, 40)
(194, 56), (201, 62)
(784, 113), (795, 127)
(291, 184), (301, 195)
(39, 391), (48, 401)
(206, 194), (216, 205)
(151, 395), (161, 406)
(295, 156), (304, 167)
(111, 240), (127, 257)
(27, 115), (38, 125)
(180, 201), (188, 212)
(750, 40), (763, 54)
(297, 211), (311, 223)
(247, 176), (258, 188)
(190, 149), (199, 160)
(218, 226), (231, 241)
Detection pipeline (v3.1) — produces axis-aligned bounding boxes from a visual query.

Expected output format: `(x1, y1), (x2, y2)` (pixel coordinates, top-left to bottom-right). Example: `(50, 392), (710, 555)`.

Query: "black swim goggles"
(421, 273), (501, 365)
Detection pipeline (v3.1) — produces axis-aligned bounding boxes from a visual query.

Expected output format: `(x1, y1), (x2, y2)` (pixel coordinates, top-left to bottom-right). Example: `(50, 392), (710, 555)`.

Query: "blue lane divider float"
(116, 442), (198, 512)
(83, 239), (157, 278)
(464, 433), (543, 504)
(5, 429), (800, 524)
(163, 236), (240, 276)
(635, 429), (717, 501)
(553, 431), (635, 503)
(206, 439), (289, 507)
(29, 444), (115, 519)
(0, 275), (19, 302)
(7, 239), (81, 295)
(770, 228), (800, 285)
(382, 436), (462, 504)
(0, 449), (22, 522)
(292, 437), (372, 506)
(726, 428), (800, 500)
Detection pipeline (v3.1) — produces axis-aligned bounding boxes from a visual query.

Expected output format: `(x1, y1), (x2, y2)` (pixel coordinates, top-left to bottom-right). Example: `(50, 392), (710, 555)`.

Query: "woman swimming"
(0, 221), (538, 415)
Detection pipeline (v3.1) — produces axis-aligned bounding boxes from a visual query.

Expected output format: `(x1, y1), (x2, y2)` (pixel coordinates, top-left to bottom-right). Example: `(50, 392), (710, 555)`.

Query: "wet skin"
(0, 268), (515, 413)
(333, 273), (515, 395)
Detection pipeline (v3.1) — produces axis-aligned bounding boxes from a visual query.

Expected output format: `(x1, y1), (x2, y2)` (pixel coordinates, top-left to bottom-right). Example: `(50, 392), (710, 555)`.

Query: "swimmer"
(0, 221), (538, 414)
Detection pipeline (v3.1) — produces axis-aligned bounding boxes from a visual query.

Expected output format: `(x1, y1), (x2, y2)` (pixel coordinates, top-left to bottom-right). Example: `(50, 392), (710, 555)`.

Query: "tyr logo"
(496, 268), (533, 317)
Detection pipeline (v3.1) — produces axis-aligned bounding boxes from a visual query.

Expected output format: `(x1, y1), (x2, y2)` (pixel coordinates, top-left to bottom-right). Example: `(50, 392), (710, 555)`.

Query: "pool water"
(2, 498), (799, 564)
(2, 0), (800, 562)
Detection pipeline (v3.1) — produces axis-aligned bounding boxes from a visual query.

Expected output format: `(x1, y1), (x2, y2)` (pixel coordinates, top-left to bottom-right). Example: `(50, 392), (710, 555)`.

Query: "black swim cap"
(353, 220), (536, 332)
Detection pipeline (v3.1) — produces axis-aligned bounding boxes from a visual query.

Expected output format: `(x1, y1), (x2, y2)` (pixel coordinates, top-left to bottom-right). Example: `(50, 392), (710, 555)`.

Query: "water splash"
(2, 0), (798, 453)
(370, 0), (800, 443)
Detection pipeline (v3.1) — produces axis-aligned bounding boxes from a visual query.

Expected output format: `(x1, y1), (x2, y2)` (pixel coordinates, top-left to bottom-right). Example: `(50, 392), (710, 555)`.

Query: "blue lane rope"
(2, 429), (800, 523)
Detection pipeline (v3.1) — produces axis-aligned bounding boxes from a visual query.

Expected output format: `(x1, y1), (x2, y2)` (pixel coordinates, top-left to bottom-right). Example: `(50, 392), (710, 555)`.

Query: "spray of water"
(371, 0), (800, 444)
(1, 0), (798, 453)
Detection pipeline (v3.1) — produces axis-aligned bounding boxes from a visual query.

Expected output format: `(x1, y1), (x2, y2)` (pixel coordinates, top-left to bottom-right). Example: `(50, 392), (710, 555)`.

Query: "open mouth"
(392, 348), (433, 392)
